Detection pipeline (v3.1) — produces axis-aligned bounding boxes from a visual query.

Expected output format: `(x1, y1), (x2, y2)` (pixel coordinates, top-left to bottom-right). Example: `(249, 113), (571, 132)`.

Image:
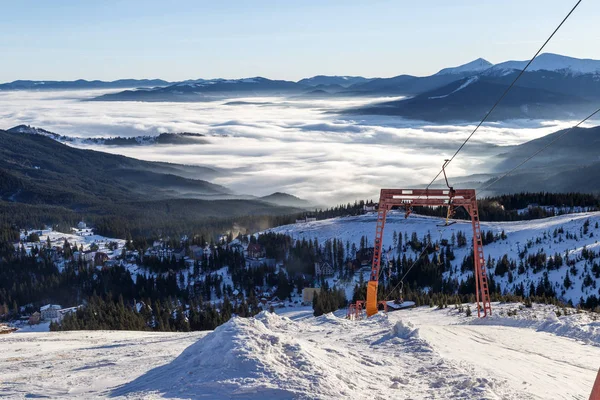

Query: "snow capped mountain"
(435, 58), (493, 75)
(437, 54), (600, 77)
(488, 53), (600, 76)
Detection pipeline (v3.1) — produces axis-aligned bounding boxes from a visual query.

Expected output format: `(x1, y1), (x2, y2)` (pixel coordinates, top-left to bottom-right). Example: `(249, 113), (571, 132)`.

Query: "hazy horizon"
(1, 1), (598, 82)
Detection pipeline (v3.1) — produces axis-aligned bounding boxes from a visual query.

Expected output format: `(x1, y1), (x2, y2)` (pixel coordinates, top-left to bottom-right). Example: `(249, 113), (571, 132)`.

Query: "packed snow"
(1, 303), (599, 399)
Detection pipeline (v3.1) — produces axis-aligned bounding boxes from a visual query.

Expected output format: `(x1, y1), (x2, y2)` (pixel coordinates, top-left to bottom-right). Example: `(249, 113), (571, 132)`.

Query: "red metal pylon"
(590, 367), (600, 400)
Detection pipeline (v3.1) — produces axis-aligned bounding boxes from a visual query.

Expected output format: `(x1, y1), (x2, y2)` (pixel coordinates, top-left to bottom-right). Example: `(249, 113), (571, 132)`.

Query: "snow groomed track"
(1, 303), (599, 399)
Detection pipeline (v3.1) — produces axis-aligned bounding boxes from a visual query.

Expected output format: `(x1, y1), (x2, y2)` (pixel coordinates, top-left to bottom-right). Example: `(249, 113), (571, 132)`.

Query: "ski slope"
(267, 211), (600, 304)
(1, 303), (598, 399)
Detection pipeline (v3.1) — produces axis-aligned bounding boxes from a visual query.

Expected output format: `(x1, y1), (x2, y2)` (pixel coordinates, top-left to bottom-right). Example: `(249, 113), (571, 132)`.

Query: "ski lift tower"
(365, 188), (492, 318)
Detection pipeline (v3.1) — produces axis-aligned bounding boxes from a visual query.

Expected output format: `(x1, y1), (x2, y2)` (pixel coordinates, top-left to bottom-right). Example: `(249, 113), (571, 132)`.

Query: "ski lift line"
(477, 106), (600, 195)
(423, 0), (583, 191)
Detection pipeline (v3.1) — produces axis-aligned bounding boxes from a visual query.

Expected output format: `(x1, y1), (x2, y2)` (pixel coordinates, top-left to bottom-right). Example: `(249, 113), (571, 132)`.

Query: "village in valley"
(3, 217), (352, 333)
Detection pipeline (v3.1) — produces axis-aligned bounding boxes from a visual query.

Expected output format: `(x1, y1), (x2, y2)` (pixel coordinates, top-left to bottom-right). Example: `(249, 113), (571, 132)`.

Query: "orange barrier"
(590, 368), (600, 400)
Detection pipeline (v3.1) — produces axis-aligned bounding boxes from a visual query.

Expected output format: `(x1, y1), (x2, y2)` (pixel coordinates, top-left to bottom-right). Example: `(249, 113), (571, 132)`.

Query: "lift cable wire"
(423, 0), (583, 191)
(476, 106), (600, 194)
(373, 0), (584, 306)
(383, 244), (431, 301)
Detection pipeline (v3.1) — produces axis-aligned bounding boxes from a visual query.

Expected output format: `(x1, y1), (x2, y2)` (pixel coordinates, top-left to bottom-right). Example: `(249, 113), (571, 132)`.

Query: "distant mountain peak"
(7, 124), (61, 139)
(435, 58), (493, 75)
(488, 53), (600, 76)
(260, 192), (312, 208)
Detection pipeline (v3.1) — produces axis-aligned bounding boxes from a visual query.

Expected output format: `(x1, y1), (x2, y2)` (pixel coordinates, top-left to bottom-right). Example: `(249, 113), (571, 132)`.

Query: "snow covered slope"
(2, 304), (599, 399)
(489, 53), (600, 76)
(268, 212), (600, 304)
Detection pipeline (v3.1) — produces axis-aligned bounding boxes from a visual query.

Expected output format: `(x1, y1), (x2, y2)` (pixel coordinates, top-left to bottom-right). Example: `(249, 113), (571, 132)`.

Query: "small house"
(247, 243), (266, 259)
(173, 248), (186, 261)
(302, 288), (321, 304)
(189, 245), (204, 259)
(94, 252), (109, 266)
(315, 261), (334, 277)
(356, 247), (374, 267)
(40, 304), (62, 320)
(82, 250), (95, 262)
(28, 311), (41, 325)
(57, 306), (79, 321)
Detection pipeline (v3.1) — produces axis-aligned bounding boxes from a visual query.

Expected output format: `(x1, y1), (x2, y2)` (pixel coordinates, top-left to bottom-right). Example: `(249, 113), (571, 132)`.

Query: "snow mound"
(392, 320), (420, 340)
(537, 314), (600, 347)
(112, 312), (363, 398)
(465, 304), (600, 347)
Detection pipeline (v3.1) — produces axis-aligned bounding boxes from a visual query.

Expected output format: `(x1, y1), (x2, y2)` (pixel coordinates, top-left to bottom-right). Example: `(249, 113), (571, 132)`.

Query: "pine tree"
(564, 271), (572, 290)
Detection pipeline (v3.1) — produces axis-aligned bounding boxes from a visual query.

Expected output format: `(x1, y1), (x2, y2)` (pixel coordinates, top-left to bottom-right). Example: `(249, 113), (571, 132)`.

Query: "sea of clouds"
(0, 89), (586, 205)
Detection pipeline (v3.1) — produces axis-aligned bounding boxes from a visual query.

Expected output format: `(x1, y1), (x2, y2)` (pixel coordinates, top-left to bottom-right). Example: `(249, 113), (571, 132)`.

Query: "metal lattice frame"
(365, 188), (492, 318)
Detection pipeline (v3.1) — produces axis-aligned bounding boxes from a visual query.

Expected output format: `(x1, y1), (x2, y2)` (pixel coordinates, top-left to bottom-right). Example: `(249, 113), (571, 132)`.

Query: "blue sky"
(1, 0), (597, 81)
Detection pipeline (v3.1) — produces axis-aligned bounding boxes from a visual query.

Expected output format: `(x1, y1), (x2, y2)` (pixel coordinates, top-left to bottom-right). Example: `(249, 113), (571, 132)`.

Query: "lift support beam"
(365, 188), (492, 318)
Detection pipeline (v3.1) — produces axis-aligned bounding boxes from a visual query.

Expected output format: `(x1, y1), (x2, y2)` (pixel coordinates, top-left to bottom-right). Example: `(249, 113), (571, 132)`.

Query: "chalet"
(94, 252), (109, 265)
(40, 304), (62, 320)
(269, 296), (285, 308)
(28, 312), (41, 325)
(57, 306), (79, 321)
(315, 261), (334, 277)
(247, 243), (266, 259)
(82, 250), (96, 262)
(302, 288), (320, 304)
(74, 227), (94, 237)
(295, 217), (317, 224)
(173, 248), (186, 261)
(363, 204), (377, 212)
(157, 248), (173, 259)
(356, 247), (374, 267)
(189, 245), (204, 259)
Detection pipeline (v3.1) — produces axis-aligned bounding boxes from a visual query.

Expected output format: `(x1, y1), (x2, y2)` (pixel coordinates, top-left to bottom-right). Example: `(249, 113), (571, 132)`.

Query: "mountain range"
(0, 128), (317, 236)
(67, 53), (600, 122)
(3, 53), (600, 122)
(0, 79), (170, 91)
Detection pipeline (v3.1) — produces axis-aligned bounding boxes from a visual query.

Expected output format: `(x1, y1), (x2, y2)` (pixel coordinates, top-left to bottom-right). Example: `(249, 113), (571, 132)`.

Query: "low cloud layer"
(0, 89), (588, 205)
